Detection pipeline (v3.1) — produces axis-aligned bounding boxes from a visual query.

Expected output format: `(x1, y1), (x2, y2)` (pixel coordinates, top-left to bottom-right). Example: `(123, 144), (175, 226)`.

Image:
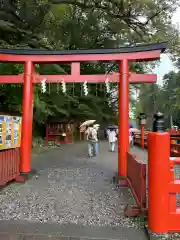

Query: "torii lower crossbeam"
(0, 73), (157, 84)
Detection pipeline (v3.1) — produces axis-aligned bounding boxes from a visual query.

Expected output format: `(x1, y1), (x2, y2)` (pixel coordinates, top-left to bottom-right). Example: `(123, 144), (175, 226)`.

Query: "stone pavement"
(0, 141), (147, 239)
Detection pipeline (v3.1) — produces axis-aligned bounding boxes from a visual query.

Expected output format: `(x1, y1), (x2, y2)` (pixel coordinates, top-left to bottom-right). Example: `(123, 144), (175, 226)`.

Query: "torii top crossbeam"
(0, 42), (167, 84)
(0, 42), (167, 62)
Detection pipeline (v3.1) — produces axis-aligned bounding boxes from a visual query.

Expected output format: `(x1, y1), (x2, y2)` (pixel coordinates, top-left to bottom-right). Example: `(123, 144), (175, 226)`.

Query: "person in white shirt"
(85, 124), (98, 157)
(129, 127), (135, 147)
(107, 128), (117, 152)
(93, 125), (99, 155)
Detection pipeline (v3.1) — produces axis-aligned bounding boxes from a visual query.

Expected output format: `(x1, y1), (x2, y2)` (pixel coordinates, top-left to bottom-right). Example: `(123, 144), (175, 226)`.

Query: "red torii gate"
(0, 42), (167, 179)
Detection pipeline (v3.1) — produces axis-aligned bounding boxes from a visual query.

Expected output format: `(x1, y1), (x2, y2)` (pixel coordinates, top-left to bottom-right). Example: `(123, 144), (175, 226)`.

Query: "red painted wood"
(148, 132), (170, 233)
(0, 50), (161, 62)
(168, 210), (180, 232)
(45, 123), (74, 144)
(0, 148), (20, 186)
(118, 59), (129, 178)
(134, 131), (180, 157)
(169, 180), (180, 193)
(141, 125), (145, 149)
(147, 132), (180, 233)
(169, 165), (176, 213)
(71, 62), (80, 75)
(168, 171), (180, 232)
(20, 61), (33, 173)
(127, 153), (147, 210)
(0, 73), (157, 84)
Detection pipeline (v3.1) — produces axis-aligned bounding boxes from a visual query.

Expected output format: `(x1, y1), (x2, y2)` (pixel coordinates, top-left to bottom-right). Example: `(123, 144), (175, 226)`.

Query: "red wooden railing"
(170, 143), (180, 156)
(169, 158), (180, 231)
(169, 130), (180, 135)
(134, 131), (180, 157)
(129, 131), (180, 233)
(134, 131), (148, 148)
(0, 148), (20, 186)
(124, 152), (147, 217)
(148, 132), (180, 234)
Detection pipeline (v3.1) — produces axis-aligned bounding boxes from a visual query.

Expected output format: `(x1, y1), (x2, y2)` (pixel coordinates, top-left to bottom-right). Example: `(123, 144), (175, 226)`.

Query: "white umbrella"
(80, 120), (96, 128)
(94, 124), (100, 129)
(80, 126), (86, 132)
(130, 128), (140, 133)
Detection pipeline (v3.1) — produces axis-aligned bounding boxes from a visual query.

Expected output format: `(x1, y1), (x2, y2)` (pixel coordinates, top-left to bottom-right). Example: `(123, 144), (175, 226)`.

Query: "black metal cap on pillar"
(152, 111), (165, 132)
(137, 112), (147, 126)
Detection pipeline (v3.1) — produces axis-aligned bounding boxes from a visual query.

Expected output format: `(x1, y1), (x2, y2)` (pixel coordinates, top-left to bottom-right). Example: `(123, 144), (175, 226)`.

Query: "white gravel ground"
(0, 143), (140, 229)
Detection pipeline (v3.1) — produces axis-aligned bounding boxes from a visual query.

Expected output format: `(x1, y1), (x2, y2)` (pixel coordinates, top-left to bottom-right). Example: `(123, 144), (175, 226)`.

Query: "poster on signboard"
(14, 123), (19, 146)
(0, 117), (4, 147)
(0, 115), (22, 149)
(0, 116), (4, 122)
(13, 116), (21, 147)
(4, 116), (12, 147)
(0, 122), (2, 146)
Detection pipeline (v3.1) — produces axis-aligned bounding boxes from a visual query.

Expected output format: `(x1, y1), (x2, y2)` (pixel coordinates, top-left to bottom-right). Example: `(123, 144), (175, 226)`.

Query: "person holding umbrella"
(93, 124), (100, 155)
(80, 120), (98, 157)
(85, 124), (99, 157)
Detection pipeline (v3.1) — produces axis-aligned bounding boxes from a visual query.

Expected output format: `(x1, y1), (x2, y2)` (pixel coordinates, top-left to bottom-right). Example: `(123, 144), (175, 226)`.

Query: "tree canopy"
(0, 0), (179, 136)
(1, 0), (179, 47)
(135, 71), (180, 129)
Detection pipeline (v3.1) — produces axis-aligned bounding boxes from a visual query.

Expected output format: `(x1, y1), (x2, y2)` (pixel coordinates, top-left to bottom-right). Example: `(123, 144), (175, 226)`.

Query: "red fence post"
(141, 124), (145, 149)
(45, 124), (49, 145)
(169, 162), (177, 213)
(148, 132), (170, 234)
(79, 122), (82, 141)
(65, 125), (68, 143)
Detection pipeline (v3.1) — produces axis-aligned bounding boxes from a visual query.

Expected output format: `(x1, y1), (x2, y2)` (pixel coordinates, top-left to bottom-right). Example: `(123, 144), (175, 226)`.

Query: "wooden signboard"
(0, 115), (22, 150)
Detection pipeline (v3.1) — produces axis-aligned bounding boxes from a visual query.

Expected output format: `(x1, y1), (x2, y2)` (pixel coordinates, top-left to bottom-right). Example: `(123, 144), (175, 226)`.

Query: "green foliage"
(135, 71), (180, 128)
(0, 0), (179, 136)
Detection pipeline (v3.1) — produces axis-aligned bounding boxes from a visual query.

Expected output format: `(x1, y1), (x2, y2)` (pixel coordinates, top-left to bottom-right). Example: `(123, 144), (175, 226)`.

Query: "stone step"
(0, 221), (147, 239)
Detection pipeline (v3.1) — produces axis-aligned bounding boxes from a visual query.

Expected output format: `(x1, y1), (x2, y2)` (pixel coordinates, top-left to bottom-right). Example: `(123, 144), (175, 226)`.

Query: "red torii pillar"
(20, 61), (34, 173)
(118, 59), (129, 177)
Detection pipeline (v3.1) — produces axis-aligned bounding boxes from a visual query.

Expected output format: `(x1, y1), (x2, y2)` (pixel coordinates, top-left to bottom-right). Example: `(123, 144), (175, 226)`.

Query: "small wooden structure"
(45, 118), (74, 144)
(0, 113), (22, 186)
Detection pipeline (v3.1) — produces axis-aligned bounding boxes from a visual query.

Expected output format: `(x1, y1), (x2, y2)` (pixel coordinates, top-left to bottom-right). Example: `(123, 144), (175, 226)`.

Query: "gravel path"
(0, 141), (147, 239)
